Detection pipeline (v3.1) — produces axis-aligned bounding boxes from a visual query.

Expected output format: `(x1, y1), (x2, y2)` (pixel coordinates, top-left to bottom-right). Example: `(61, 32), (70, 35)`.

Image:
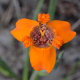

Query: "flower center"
(30, 23), (55, 48)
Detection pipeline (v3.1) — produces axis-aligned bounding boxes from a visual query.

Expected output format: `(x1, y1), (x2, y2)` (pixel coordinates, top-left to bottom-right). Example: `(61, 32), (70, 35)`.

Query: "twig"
(0, 1), (14, 26)
(4, 2), (14, 25)
(62, 62), (80, 80)
(71, 19), (80, 31)
(12, 0), (22, 19)
(21, 0), (27, 18)
(0, 5), (4, 17)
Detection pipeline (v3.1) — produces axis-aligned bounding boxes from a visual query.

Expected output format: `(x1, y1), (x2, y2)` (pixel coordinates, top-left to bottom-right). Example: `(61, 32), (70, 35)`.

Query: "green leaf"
(33, 0), (45, 20)
(30, 70), (48, 80)
(53, 51), (64, 70)
(0, 58), (19, 80)
(48, 0), (57, 21)
(29, 70), (38, 80)
(58, 51), (64, 60)
(38, 71), (48, 76)
(53, 60), (59, 70)
(0, 66), (11, 77)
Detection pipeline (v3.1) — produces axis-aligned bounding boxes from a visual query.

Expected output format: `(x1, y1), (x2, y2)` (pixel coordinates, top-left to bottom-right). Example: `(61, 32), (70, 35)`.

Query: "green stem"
(29, 70), (38, 80)
(62, 62), (80, 80)
(23, 47), (30, 80)
(48, 0), (57, 21)
(33, 0), (45, 20)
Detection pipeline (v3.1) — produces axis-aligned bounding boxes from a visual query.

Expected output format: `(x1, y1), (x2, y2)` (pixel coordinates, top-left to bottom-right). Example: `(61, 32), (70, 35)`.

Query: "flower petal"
(22, 36), (33, 48)
(48, 20), (76, 43)
(10, 18), (39, 41)
(29, 46), (56, 73)
(52, 36), (64, 49)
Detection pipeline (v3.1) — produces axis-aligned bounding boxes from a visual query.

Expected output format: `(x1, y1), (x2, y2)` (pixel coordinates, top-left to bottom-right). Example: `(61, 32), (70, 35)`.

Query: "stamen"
(38, 13), (50, 24)
(22, 36), (33, 48)
(52, 36), (64, 49)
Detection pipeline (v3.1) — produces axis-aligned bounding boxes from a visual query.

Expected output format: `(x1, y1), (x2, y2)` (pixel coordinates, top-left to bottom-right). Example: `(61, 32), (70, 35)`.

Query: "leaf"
(0, 66), (11, 77)
(58, 51), (64, 60)
(33, 0), (45, 20)
(29, 70), (38, 80)
(38, 71), (48, 76)
(48, 0), (57, 21)
(0, 57), (19, 80)
(53, 60), (59, 70)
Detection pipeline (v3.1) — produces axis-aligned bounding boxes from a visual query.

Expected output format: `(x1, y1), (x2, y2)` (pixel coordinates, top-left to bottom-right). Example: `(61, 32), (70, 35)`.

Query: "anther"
(52, 36), (64, 49)
(38, 13), (50, 24)
(22, 36), (33, 48)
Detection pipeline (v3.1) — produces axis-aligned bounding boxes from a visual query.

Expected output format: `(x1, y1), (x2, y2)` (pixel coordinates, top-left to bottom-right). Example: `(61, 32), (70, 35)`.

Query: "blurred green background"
(0, 0), (80, 80)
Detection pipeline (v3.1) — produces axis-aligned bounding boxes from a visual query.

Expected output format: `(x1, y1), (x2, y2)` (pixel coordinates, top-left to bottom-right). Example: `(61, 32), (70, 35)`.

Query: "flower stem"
(23, 47), (30, 80)
(29, 70), (38, 80)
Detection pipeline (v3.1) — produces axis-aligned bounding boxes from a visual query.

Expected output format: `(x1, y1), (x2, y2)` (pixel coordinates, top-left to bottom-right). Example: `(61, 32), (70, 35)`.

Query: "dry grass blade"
(21, 0), (27, 18)
(71, 19), (80, 31)
(0, 1), (14, 26)
(12, 0), (22, 19)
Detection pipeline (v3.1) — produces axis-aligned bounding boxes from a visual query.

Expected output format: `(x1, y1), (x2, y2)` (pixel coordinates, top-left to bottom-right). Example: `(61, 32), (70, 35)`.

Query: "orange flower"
(10, 13), (76, 73)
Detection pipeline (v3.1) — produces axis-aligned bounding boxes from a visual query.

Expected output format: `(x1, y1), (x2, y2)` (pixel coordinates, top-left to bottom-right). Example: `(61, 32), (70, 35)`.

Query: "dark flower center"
(30, 23), (55, 48)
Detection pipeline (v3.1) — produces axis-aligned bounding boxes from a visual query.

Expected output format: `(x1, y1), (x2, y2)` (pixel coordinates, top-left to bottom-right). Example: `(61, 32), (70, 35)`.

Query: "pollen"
(38, 13), (50, 24)
(52, 36), (64, 49)
(22, 36), (33, 48)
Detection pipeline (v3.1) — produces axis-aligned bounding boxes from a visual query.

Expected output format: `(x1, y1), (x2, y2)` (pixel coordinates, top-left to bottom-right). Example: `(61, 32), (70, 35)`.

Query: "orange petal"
(38, 13), (50, 24)
(48, 20), (76, 43)
(22, 36), (33, 48)
(52, 36), (64, 49)
(10, 18), (39, 41)
(29, 46), (56, 73)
